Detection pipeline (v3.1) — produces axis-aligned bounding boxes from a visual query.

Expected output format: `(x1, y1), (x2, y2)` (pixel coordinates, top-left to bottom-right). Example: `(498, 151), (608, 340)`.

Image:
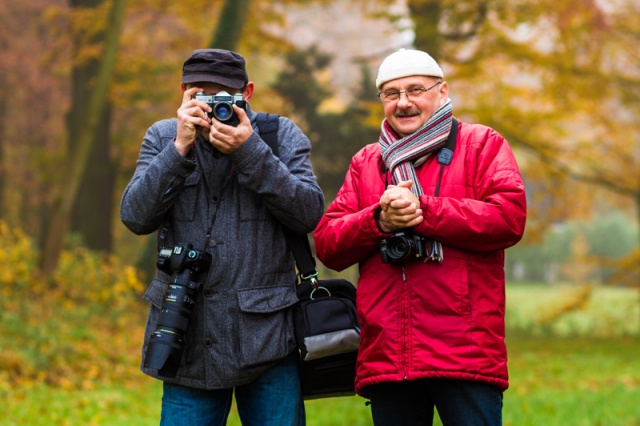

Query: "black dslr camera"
(380, 231), (427, 265)
(195, 90), (246, 127)
(144, 243), (211, 378)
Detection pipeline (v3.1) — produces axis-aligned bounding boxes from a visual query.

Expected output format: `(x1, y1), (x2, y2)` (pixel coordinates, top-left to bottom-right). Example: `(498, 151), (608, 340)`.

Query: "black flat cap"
(181, 49), (248, 89)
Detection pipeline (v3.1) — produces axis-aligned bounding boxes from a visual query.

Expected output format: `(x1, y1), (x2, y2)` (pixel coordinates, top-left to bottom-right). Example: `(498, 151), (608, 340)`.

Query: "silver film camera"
(195, 91), (246, 127)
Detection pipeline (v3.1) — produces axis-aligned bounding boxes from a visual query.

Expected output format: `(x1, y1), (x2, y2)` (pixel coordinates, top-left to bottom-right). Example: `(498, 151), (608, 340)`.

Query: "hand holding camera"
(195, 90), (253, 154)
(174, 87), (213, 156)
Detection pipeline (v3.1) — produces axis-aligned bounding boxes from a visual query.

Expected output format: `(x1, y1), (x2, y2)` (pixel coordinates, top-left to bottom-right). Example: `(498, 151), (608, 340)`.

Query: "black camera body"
(380, 231), (427, 265)
(144, 243), (211, 378)
(195, 91), (246, 127)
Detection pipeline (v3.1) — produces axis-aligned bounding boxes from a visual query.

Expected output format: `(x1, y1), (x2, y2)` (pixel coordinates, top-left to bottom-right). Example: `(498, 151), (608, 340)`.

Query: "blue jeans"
(160, 356), (305, 426)
(368, 378), (503, 426)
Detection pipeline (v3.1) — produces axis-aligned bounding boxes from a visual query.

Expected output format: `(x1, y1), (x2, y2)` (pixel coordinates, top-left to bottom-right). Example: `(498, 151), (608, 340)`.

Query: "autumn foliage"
(0, 0), (638, 396)
(0, 220), (146, 391)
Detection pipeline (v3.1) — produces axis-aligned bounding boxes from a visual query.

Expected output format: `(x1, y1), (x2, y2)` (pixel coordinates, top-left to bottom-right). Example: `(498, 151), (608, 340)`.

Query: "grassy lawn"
(504, 334), (639, 426)
(2, 284), (639, 425)
(3, 335), (638, 425)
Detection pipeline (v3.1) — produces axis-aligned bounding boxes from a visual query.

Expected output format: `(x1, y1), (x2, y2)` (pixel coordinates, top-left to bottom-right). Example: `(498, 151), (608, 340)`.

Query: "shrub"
(0, 221), (147, 391)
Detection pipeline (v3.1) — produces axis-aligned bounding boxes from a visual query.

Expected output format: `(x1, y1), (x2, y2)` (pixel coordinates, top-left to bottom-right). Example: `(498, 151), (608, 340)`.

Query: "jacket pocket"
(236, 285), (298, 367)
(174, 170), (201, 222)
(141, 277), (167, 369)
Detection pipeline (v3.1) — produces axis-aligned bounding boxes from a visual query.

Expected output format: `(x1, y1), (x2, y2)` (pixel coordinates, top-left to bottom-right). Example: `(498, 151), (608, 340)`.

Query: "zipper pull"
(402, 266), (407, 282)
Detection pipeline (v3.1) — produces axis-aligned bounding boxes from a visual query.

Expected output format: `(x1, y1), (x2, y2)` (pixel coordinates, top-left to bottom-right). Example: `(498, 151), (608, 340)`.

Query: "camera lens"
(146, 244), (211, 378)
(214, 102), (233, 121)
(387, 236), (411, 261)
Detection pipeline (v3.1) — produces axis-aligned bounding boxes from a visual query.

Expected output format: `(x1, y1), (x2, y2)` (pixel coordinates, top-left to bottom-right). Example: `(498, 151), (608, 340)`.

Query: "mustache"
(395, 109), (420, 117)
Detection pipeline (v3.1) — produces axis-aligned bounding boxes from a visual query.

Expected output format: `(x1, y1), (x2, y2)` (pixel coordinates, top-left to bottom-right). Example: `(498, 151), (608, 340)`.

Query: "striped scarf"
(379, 98), (453, 197)
(378, 99), (453, 263)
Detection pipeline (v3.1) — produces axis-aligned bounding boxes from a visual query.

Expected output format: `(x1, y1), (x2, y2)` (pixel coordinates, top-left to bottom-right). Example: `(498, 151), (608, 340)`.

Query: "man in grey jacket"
(120, 48), (324, 426)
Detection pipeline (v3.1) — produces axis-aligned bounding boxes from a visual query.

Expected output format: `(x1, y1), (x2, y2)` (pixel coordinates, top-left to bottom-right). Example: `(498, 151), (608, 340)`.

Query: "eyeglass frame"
(377, 81), (443, 103)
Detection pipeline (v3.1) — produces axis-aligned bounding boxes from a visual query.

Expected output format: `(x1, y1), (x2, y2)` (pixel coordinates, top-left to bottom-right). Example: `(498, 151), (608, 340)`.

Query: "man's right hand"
(175, 87), (212, 156)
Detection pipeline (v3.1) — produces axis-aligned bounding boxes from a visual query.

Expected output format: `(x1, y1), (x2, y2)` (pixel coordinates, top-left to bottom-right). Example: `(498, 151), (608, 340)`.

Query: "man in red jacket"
(314, 48), (527, 425)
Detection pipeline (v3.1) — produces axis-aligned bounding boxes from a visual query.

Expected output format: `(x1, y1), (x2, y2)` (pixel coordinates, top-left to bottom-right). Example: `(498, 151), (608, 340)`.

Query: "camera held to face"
(195, 91), (246, 127)
(380, 231), (427, 265)
(144, 243), (211, 378)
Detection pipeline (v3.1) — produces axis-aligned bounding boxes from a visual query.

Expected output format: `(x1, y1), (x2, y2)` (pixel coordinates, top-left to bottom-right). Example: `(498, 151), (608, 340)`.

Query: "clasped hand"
(175, 87), (253, 156)
(378, 180), (424, 233)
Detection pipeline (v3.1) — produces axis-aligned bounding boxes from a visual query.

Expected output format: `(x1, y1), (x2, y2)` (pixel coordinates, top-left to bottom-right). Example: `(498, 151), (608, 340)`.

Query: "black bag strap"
(434, 118), (458, 197)
(284, 229), (318, 283)
(255, 112), (319, 284)
(256, 112), (281, 156)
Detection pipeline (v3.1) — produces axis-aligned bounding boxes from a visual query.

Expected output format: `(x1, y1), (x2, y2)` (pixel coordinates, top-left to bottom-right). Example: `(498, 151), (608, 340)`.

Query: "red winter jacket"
(314, 120), (526, 396)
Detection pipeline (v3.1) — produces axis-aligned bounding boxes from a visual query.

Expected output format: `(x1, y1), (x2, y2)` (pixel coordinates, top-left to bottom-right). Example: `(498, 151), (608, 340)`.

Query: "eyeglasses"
(377, 81), (442, 103)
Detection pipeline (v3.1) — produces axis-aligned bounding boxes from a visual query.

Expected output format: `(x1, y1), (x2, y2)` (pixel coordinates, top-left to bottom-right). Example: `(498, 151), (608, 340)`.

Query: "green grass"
(503, 335), (640, 426)
(1, 380), (163, 426)
(3, 284), (639, 425)
(3, 336), (638, 425)
(506, 283), (640, 336)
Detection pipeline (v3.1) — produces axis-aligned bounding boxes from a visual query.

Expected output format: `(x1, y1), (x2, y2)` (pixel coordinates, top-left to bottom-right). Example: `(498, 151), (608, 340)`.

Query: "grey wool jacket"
(120, 105), (325, 389)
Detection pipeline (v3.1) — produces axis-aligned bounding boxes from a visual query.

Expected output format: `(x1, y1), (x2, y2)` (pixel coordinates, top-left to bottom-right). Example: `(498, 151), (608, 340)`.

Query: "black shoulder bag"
(256, 112), (360, 400)
(287, 234), (360, 400)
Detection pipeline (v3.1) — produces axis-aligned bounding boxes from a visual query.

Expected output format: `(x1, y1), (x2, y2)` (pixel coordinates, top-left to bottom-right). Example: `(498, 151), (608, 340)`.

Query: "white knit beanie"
(375, 48), (444, 89)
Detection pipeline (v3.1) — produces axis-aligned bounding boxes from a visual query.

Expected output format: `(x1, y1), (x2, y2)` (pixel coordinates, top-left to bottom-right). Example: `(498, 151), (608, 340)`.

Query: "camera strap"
(158, 226), (168, 250)
(425, 118), (458, 263)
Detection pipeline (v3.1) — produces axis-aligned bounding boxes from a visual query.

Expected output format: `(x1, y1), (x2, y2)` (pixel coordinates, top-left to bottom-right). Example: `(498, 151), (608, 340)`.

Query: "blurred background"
(1, 0), (638, 424)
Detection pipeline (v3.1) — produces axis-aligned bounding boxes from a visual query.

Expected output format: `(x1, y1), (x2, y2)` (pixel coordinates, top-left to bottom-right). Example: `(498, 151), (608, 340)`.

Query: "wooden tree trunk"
(38, 0), (126, 274)
(209, 0), (250, 50)
(0, 61), (5, 217)
(70, 104), (114, 252)
(0, 36), (9, 218)
(406, 0), (443, 58)
(65, 0), (116, 252)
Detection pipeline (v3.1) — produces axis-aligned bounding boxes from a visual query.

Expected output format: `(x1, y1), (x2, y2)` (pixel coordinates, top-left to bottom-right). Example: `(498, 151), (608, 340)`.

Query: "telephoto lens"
(144, 244), (211, 377)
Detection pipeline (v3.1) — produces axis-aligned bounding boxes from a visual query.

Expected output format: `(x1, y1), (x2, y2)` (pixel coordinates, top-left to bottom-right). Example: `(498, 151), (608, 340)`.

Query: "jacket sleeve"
(415, 126), (526, 252)
(231, 116), (325, 235)
(314, 149), (387, 271)
(120, 119), (197, 235)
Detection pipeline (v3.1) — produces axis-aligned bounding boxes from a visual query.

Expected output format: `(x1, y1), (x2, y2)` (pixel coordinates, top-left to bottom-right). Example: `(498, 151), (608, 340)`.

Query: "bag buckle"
(299, 270), (331, 299)
(300, 271), (319, 290)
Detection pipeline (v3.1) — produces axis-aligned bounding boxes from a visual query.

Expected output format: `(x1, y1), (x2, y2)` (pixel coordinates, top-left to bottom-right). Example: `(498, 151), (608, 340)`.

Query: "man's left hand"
(208, 105), (253, 154)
